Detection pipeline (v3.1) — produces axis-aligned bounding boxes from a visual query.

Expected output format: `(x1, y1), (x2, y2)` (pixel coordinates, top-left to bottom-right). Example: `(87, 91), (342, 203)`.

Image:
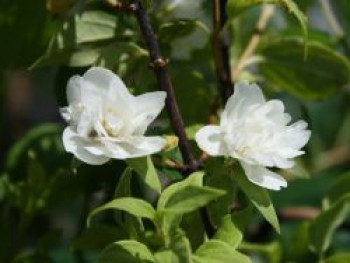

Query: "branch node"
(149, 57), (169, 69)
(108, 1), (137, 13)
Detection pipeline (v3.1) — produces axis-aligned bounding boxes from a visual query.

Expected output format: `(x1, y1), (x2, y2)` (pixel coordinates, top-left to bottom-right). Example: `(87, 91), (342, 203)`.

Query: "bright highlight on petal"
(195, 82), (311, 191)
(60, 67), (167, 165)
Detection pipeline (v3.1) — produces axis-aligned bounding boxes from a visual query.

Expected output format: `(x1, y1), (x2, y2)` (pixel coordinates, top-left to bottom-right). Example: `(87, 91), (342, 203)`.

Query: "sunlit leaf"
(98, 240), (155, 263)
(87, 197), (156, 227)
(127, 156), (162, 194)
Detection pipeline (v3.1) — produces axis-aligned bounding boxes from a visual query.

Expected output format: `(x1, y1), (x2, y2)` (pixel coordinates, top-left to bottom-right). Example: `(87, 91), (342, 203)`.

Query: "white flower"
(195, 83), (311, 191)
(60, 67), (167, 165)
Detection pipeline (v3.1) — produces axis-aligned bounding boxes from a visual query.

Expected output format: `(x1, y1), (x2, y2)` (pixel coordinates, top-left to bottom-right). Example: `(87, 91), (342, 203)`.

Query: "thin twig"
(111, 0), (215, 237)
(124, 1), (200, 173)
(279, 206), (320, 220)
(232, 5), (275, 80)
(212, 0), (233, 104)
(319, 0), (344, 39)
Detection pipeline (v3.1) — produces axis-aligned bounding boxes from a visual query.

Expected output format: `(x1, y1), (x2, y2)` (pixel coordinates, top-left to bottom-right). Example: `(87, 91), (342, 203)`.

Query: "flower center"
(102, 107), (124, 137)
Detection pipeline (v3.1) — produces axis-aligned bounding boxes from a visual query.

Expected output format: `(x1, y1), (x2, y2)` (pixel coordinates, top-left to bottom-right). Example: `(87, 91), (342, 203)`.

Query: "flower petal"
(63, 127), (110, 165)
(66, 75), (83, 105)
(83, 67), (128, 94)
(241, 161), (287, 191)
(101, 136), (166, 159)
(195, 125), (226, 156)
(131, 91), (167, 135)
(221, 82), (265, 128)
(59, 107), (71, 122)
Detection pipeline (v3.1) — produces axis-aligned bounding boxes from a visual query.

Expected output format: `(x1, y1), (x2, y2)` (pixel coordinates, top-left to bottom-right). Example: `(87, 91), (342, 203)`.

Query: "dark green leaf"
(72, 224), (127, 251)
(234, 165), (280, 233)
(260, 38), (350, 100)
(309, 197), (350, 255)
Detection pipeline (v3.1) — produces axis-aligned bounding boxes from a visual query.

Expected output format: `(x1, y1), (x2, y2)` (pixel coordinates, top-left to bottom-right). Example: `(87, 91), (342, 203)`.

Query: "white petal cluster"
(60, 67), (167, 165)
(195, 83), (311, 190)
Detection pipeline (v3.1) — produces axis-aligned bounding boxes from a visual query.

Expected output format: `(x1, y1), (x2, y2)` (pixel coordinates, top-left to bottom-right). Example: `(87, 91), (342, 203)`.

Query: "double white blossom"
(60, 67), (166, 165)
(195, 83), (311, 191)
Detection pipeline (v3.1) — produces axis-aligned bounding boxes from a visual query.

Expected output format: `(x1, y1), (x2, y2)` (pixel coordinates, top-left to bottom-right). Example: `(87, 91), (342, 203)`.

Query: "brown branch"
(110, 0), (215, 237)
(212, 0), (234, 104)
(124, 1), (200, 173)
(279, 206), (320, 221)
(232, 5), (275, 80)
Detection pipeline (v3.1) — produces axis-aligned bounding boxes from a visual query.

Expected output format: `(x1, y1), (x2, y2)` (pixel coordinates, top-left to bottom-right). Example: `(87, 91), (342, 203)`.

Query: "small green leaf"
(234, 165), (280, 233)
(325, 253), (350, 263)
(194, 240), (251, 263)
(98, 240), (155, 263)
(127, 156), (162, 194)
(158, 172), (226, 214)
(309, 197), (350, 256)
(213, 214), (243, 248)
(157, 172), (204, 209)
(115, 167), (133, 198)
(260, 38), (350, 100)
(87, 197), (156, 227)
(154, 235), (192, 263)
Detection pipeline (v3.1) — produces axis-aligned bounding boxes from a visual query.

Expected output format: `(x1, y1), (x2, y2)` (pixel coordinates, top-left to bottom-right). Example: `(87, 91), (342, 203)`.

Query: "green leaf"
(158, 19), (209, 43)
(180, 212), (205, 250)
(239, 241), (282, 263)
(213, 214), (243, 248)
(309, 197), (350, 256)
(115, 167), (133, 198)
(87, 197), (156, 227)
(127, 156), (162, 194)
(72, 224), (127, 251)
(325, 253), (350, 263)
(280, 0), (308, 52)
(226, 0), (274, 17)
(98, 240), (155, 263)
(206, 158), (236, 225)
(260, 38), (350, 100)
(154, 235), (192, 263)
(193, 240), (251, 263)
(0, 0), (56, 68)
(234, 165), (280, 233)
(227, 0), (307, 46)
(72, 11), (118, 44)
(287, 222), (312, 261)
(324, 172), (350, 207)
(157, 172), (226, 214)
